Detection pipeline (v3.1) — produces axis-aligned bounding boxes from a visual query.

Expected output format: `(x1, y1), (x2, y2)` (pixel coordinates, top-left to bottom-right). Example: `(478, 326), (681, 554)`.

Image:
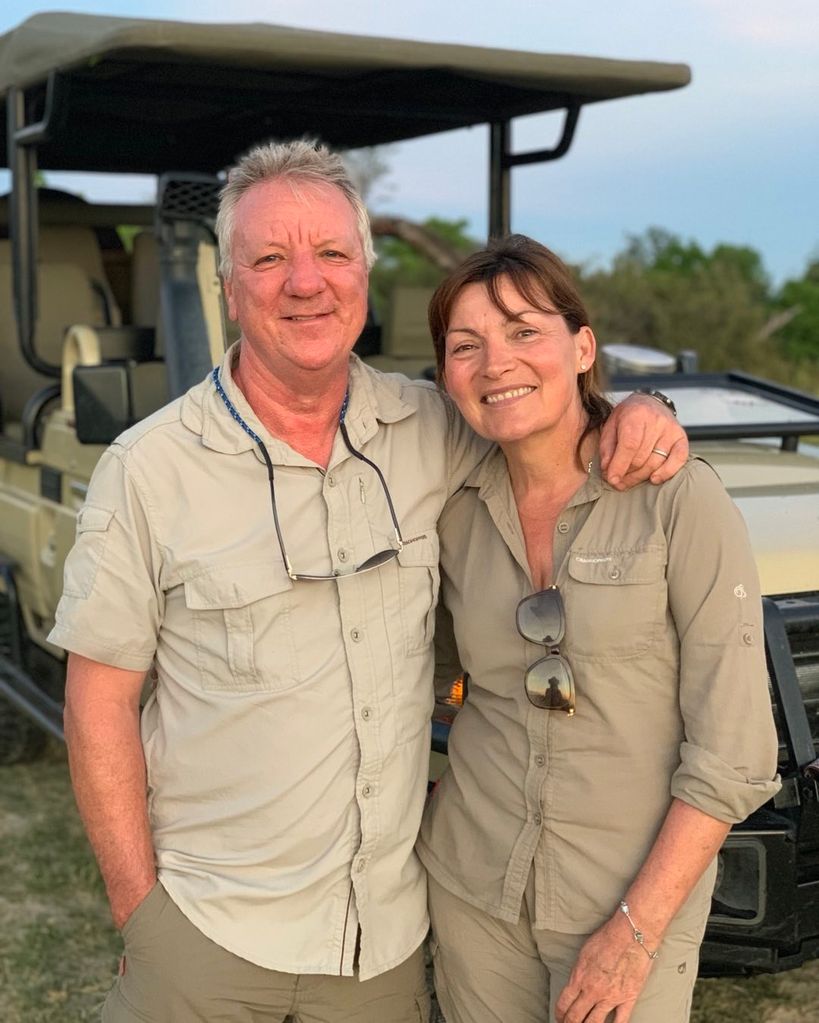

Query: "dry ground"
(2, 742), (818, 1023)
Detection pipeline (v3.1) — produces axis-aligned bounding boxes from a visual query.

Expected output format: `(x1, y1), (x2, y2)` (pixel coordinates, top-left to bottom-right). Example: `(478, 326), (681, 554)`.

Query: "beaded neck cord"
(211, 365), (349, 440)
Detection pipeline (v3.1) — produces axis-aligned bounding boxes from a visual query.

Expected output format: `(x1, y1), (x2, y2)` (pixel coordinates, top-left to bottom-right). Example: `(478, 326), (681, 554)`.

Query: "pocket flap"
(568, 547), (666, 585)
(396, 532), (439, 568)
(184, 560), (293, 610)
(76, 505), (114, 533)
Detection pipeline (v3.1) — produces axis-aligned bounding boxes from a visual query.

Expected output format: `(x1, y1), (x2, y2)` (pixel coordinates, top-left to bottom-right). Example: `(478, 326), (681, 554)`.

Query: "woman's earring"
(580, 362), (587, 371)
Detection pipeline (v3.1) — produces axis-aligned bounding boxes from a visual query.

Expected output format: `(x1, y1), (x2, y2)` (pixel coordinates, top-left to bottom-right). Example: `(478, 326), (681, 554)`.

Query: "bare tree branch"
(370, 215), (467, 271)
(757, 305), (802, 341)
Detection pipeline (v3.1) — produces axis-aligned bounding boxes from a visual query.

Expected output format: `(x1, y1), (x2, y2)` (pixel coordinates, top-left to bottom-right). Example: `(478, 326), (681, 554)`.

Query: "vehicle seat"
(364, 285), (437, 379)
(0, 251), (103, 424)
(0, 224), (127, 426)
(37, 226), (122, 328)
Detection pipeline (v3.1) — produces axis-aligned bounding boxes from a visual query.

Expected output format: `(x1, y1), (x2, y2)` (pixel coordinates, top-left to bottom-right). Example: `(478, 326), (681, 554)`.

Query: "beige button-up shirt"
(49, 347), (482, 980)
(417, 450), (780, 933)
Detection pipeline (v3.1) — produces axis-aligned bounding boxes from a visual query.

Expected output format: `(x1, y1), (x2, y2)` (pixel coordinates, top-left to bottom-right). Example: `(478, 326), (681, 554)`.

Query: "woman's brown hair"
(428, 234), (612, 462)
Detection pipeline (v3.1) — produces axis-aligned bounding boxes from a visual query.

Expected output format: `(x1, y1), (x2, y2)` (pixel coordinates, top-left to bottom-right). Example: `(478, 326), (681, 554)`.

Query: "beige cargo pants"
(103, 882), (430, 1023)
(428, 874), (710, 1023)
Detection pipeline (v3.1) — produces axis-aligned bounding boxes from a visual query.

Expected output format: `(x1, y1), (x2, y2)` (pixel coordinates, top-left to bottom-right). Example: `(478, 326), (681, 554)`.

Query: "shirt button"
(327, 474), (336, 487)
(356, 859), (367, 873)
(534, 754), (546, 767)
(533, 813), (543, 827)
(361, 706), (372, 720)
(361, 784), (374, 798)
(609, 567), (621, 580)
(742, 632), (754, 646)
(557, 521), (569, 534)
(338, 548), (348, 562)
(351, 628), (363, 642)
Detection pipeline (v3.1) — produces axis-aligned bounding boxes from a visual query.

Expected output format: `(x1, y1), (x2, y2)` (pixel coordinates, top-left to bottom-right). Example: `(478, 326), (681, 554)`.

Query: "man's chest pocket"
(564, 546), (667, 661)
(396, 532), (441, 656)
(183, 561), (299, 692)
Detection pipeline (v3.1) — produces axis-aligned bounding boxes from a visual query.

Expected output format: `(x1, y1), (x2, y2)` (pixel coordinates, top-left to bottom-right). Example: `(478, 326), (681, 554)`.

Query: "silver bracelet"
(618, 900), (659, 960)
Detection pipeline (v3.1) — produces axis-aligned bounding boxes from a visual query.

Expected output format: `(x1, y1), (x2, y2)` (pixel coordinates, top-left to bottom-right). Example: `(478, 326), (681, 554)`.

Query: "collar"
(180, 343), (418, 462)
(464, 444), (609, 508)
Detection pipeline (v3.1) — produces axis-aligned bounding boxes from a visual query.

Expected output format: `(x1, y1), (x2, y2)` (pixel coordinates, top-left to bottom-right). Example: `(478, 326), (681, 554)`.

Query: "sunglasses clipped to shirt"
(212, 366), (404, 581)
(516, 585), (575, 715)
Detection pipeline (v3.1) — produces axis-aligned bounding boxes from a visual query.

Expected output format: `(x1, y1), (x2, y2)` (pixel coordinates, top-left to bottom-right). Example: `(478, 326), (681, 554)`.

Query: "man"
(52, 140), (686, 1022)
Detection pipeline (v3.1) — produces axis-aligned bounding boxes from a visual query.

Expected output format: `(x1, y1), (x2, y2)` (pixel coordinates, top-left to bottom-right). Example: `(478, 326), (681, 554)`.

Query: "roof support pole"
(7, 87), (41, 374)
(7, 73), (68, 377)
(488, 102), (582, 241)
(488, 120), (511, 239)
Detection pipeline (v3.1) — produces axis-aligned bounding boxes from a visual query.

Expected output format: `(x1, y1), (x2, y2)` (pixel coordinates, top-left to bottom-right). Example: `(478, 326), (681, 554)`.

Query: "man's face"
(223, 178), (369, 384)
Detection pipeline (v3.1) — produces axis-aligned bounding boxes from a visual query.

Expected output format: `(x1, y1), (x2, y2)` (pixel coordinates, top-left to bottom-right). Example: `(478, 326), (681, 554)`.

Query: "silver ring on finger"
(651, 447), (669, 458)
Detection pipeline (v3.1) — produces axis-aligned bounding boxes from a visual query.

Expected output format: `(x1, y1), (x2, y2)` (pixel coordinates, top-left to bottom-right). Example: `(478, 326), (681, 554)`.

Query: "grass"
(0, 741), (119, 1023)
(2, 742), (819, 1022)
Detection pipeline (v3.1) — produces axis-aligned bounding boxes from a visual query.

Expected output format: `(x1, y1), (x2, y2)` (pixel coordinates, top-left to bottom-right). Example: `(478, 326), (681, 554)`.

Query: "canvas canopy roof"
(0, 12), (690, 175)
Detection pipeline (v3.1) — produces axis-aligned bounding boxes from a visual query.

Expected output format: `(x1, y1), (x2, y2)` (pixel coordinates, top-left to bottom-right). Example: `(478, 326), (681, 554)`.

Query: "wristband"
(633, 388), (677, 417)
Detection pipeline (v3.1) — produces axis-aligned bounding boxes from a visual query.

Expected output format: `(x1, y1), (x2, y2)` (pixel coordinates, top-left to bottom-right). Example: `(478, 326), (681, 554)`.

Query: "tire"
(0, 697), (48, 765)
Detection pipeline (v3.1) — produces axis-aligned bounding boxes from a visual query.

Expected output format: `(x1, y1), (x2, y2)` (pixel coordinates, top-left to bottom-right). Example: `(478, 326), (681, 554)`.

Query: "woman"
(417, 235), (780, 1023)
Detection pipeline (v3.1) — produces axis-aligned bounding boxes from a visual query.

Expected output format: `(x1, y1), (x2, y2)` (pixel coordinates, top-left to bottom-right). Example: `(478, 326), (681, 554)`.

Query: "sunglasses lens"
(525, 655), (575, 713)
(357, 548), (400, 574)
(517, 590), (565, 645)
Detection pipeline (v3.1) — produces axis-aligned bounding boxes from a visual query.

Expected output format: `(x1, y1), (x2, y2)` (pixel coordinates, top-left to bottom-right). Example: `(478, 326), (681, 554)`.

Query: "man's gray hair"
(216, 139), (376, 277)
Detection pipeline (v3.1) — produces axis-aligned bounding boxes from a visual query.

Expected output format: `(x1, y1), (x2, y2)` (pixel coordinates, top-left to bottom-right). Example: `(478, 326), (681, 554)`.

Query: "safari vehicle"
(5, 8), (818, 985)
(0, 11), (689, 755)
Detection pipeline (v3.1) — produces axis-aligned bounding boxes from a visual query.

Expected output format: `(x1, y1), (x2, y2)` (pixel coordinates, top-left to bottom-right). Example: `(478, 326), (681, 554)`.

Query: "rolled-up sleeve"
(666, 459), (780, 822)
(48, 445), (163, 670)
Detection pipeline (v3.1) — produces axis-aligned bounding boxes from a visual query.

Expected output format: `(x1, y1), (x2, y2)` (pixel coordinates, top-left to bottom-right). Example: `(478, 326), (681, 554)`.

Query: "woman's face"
(443, 276), (595, 446)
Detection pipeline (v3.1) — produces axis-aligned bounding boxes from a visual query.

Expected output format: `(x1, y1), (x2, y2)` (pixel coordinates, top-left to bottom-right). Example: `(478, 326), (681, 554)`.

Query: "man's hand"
(111, 879), (157, 932)
(599, 394), (687, 490)
(554, 914), (655, 1023)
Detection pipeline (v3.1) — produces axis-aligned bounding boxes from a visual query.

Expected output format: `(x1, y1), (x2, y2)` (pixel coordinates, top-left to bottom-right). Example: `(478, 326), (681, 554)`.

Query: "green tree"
(579, 228), (774, 375)
(773, 258), (819, 364)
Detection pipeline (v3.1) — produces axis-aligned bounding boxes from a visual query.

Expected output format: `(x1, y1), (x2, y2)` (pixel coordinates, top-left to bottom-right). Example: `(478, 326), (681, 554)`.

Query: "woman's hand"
(554, 913), (655, 1023)
(599, 393), (688, 490)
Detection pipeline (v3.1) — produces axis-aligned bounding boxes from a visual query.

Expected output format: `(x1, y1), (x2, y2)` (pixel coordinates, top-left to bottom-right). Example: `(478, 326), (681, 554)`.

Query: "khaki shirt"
(417, 451), (780, 933)
(49, 347), (483, 980)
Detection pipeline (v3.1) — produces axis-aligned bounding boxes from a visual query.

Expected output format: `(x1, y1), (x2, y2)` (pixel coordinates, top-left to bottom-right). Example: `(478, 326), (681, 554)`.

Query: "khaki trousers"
(428, 874), (709, 1023)
(103, 882), (430, 1023)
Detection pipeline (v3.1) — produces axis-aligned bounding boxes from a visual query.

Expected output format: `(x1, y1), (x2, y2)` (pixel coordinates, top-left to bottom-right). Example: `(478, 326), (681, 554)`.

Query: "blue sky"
(1, 0), (817, 287)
